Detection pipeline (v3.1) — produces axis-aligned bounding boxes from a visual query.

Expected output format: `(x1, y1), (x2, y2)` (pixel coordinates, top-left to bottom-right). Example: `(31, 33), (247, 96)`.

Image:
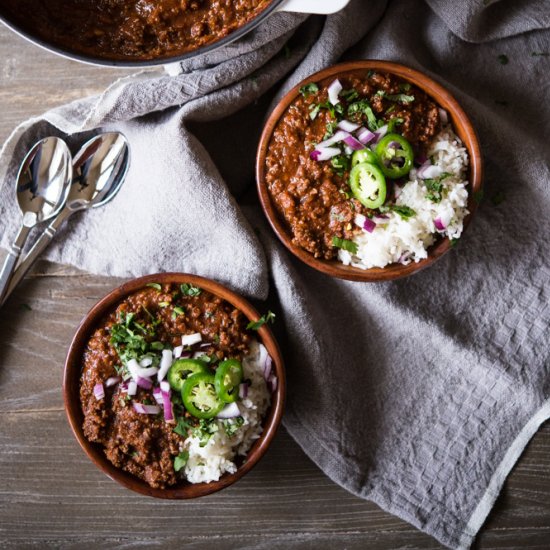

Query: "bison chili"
(80, 283), (252, 489)
(2, 0), (274, 61)
(264, 71), (441, 260)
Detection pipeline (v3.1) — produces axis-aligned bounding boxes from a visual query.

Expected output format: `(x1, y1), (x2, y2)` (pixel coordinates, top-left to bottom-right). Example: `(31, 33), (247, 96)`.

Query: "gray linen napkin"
(1, 1), (549, 548)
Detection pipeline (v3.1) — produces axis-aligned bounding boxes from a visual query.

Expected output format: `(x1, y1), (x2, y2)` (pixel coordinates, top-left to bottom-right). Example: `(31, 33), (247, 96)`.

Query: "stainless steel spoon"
(2, 132), (130, 304)
(0, 137), (72, 304)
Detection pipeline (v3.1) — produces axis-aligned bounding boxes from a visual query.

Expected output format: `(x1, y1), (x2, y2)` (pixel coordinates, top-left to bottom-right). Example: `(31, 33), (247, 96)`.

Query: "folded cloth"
(1, 0), (549, 548)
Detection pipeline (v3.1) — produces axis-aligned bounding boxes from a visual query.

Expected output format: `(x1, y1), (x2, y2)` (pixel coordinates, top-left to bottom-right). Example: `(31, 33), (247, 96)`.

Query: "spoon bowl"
(0, 136), (72, 303)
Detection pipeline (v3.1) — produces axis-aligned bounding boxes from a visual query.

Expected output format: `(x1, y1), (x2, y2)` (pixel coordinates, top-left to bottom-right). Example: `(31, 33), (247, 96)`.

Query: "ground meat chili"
(2, 0), (273, 61)
(264, 71), (441, 260)
(80, 282), (252, 489)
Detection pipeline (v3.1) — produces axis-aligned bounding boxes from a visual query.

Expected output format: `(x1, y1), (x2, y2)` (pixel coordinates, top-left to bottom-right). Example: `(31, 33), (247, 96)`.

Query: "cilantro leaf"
(174, 451), (189, 472)
(340, 88), (359, 101)
(423, 172), (451, 203)
(181, 283), (202, 297)
(222, 416), (245, 437)
(247, 311), (276, 331)
(146, 283), (161, 291)
(332, 236), (358, 255)
(174, 417), (193, 437)
(299, 82), (319, 98)
(348, 100), (378, 130)
(391, 205), (416, 219)
(385, 93), (415, 104)
(331, 154), (351, 177)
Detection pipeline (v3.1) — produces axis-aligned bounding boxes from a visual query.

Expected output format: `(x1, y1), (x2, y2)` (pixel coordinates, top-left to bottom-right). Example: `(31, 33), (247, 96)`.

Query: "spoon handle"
(0, 224), (32, 304)
(1, 210), (73, 306)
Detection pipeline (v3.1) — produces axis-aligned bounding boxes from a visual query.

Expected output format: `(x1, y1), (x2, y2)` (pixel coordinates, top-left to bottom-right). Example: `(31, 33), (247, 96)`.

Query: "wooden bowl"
(63, 273), (285, 499)
(256, 60), (483, 282)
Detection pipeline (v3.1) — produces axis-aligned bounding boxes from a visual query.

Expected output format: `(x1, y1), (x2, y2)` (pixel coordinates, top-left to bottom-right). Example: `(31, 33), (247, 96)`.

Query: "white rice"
(183, 339), (271, 484)
(338, 125), (470, 269)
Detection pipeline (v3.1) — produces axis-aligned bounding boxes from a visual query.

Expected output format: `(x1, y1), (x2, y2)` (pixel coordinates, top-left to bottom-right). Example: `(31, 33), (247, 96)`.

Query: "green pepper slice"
(351, 148), (378, 167)
(375, 133), (414, 179)
(181, 373), (224, 419)
(214, 359), (243, 403)
(168, 359), (208, 392)
(349, 162), (387, 209)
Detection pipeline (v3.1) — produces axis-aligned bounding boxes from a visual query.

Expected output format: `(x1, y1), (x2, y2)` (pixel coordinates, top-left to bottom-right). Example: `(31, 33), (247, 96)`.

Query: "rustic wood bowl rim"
(63, 272), (285, 499)
(256, 60), (483, 282)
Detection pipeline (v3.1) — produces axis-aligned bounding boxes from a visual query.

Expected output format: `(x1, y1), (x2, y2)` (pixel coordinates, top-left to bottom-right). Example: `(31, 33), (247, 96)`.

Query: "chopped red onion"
(160, 380), (171, 394)
(357, 127), (376, 144)
(434, 218), (446, 231)
(139, 356), (153, 367)
(216, 402), (241, 419)
(438, 108), (449, 125)
(415, 153), (428, 166)
(93, 383), (105, 400)
(127, 358), (158, 380)
(133, 402), (161, 415)
(157, 349), (173, 382)
(363, 217), (377, 233)
(327, 78), (343, 105)
(199, 342), (212, 349)
(120, 381), (129, 393)
(310, 146), (341, 162)
(127, 380), (137, 396)
(105, 376), (121, 388)
(343, 134), (366, 151)
(181, 333), (202, 347)
(152, 387), (163, 404)
(173, 345), (183, 359)
(263, 355), (273, 381)
(136, 376), (153, 390)
(162, 393), (174, 421)
(239, 383), (249, 399)
(372, 124), (388, 144)
(180, 350), (193, 359)
(337, 120), (361, 132)
(316, 130), (350, 149)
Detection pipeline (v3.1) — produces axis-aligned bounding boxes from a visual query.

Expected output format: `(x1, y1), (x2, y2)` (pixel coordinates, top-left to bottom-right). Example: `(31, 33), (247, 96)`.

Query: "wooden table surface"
(1, 26), (549, 550)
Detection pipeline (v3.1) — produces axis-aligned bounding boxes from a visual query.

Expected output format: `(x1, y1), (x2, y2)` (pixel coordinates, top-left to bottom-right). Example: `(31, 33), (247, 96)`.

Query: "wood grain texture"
(0, 25), (549, 550)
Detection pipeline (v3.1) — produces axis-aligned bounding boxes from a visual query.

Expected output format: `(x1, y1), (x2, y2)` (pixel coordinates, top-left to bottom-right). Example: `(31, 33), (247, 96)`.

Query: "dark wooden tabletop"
(0, 26), (549, 549)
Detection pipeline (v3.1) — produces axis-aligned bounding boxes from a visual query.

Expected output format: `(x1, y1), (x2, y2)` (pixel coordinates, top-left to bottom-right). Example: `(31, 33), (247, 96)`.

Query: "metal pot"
(0, 0), (350, 68)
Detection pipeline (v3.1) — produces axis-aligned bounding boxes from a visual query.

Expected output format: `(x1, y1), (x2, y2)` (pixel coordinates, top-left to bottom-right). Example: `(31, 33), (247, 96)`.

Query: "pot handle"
(276, 0), (350, 15)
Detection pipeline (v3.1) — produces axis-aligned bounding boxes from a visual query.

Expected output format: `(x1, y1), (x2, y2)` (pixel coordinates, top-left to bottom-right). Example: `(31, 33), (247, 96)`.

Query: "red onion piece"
(199, 342), (212, 349)
(363, 218), (377, 233)
(327, 79), (343, 105)
(127, 381), (137, 396)
(160, 380), (171, 394)
(438, 108), (449, 125)
(133, 402), (161, 415)
(93, 383), (105, 401)
(343, 134), (366, 151)
(357, 127), (376, 144)
(415, 153), (428, 166)
(263, 355), (273, 381)
(181, 333), (202, 347)
(317, 130), (350, 149)
(372, 125), (388, 144)
(152, 387), (163, 405)
(417, 161), (443, 179)
(105, 376), (121, 388)
(173, 345), (183, 359)
(136, 376), (153, 390)
(216, 402), (241, 419)
(337, 120), (361, 132)
(238, 383), (249, 399)
(139, 356), (153, 367)
(310, 146), (341, 162)
(434, 218), (446, 231)
(157, 349), (173, 383)
(162, 393), (174, 421)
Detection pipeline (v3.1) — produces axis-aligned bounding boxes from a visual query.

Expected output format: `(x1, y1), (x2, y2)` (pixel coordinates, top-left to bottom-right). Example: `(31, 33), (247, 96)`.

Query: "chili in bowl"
(63, 273), (284, 499)
(256, 61), (483, 281)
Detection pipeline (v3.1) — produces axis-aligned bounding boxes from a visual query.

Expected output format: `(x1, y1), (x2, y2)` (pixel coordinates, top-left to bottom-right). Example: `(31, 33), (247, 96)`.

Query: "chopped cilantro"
(158, 301), (170, 308)
(192, 419), (219, 447)
(323, 120), (338, 140)
(332, 236), (358, 255)
(222, 416), (245, 437)
(174, 451), (189, 472)
(400, 82), (412, 92)
(146, 283), (161, 291)
(331, 154), (351, 177)
(385, 105), (396, 114)
(498, 54), (509, 65)
(348, 100), (378, 130)
(299, 82), (319, 98)
(391, 205), (416, 219)
(110, 312), (152, 365)
(387, 117), (404, 133)
(181, 283), (202, 297)
(150, 341), (164, 350)
(423, 173), (451, 203)
(174, 417), (193, 436)
(309, 103), (321, 120)
(340, 88), (359, 101)
(491, 191), (506, 206)
(385, 93), (415, 104)
(247, 311), (276, 331)
(171, 306), (185, 320)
